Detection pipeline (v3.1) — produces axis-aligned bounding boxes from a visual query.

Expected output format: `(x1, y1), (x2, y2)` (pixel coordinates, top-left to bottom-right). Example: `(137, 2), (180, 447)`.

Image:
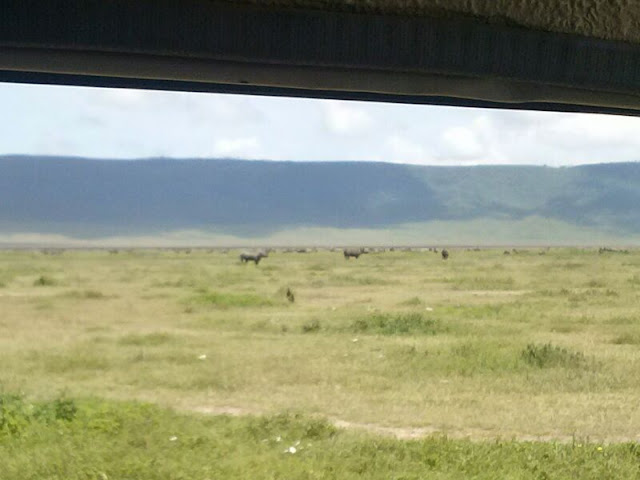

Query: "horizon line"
(1, 154), (638, 168)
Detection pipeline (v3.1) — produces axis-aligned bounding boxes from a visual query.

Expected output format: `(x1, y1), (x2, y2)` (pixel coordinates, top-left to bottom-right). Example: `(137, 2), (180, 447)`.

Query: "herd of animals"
(34, 246), (633, 264)
(238, 247), (450, 264)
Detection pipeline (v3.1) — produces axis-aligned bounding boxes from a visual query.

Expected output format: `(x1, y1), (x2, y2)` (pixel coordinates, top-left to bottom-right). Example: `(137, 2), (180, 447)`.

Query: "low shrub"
(521, 343), (586, 368)
(301, 318), (321, 333)
(0, 394), (77, 437)
(33, 275), (57, 286)
(246, 412), (336, 441)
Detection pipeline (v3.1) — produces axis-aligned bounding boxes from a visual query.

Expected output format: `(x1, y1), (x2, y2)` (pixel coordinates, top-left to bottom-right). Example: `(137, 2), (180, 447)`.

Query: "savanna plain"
(1, 247), (640, 479)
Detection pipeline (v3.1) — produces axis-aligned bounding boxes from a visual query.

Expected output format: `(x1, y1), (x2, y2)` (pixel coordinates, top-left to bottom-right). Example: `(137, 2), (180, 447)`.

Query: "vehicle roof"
(2, 0), (640, 115)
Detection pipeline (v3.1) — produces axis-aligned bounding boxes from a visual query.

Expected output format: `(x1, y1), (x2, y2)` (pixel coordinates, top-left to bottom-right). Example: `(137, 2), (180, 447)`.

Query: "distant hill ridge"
(1, 155), (640, 239)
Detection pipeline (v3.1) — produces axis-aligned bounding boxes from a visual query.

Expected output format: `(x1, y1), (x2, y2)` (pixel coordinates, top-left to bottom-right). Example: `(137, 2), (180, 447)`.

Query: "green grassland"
(2, 247), (640, 478)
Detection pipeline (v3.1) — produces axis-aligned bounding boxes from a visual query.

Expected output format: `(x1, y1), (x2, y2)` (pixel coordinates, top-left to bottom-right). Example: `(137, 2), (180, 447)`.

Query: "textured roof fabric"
(231, 0), (640, 44)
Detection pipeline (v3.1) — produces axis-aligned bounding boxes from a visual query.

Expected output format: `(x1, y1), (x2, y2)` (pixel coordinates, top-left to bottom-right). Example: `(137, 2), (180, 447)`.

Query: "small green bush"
(54, 397), (77, 422)
(33, 275), (57, 286)
(301, 318), (321, 333)
(521, 343), (586, 368)
(246, 412), (336, 441)
(0, 394), (31, 436)
(0, 394), (77, 437)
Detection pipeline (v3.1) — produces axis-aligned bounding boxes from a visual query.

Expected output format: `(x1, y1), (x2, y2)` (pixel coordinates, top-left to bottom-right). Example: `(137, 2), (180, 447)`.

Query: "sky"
(3, 81), (640, 166)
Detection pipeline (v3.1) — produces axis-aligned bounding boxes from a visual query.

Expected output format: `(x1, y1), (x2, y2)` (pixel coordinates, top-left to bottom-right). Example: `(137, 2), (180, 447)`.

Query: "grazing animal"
(239, 250), (268, 264)
(441, 249), (449, 260)
(286, 287), (295, 303)
(343, 247), (366, 259)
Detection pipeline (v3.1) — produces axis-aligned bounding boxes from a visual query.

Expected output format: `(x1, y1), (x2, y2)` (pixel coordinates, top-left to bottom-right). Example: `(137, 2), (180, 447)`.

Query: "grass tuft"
(610, 333), (640, 345)
(301, 318), (321, 333)
(191, 290), (274, 308)
(329, 274), (388, 286)
(628, 274), (640, 286)
(351, 312), (442, 335)
(118, 332), (175, 346)
(64, 290), (107, 299)
(397, 296), (423, 306)
(246, 412), (337, 441)
(521, 343), (587, 368)
(33, 275), (57, 286)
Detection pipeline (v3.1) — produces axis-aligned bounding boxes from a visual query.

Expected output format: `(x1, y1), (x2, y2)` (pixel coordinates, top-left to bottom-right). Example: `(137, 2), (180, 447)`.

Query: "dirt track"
(190, 405), (640, 444)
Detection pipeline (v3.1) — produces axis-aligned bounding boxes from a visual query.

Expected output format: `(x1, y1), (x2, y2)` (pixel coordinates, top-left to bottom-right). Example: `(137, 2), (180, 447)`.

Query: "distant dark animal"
(240, 250), (268, 264)
(504, 250), (511, 255)
(441, 249), (449, 260)
(286, 288), (295, 303)
(344, 247), (366, 259)
(599, 247), (629, 254)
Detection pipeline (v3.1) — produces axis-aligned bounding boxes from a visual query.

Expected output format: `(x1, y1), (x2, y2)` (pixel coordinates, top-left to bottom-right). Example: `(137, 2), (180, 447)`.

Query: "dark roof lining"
(2, 0), (640, 115)
(4, 47), (640, 113)
(224, 0), (640, 45)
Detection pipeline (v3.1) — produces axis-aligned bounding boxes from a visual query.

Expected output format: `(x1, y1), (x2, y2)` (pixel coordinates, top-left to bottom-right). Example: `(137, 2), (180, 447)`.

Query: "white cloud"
(6, 82), (640, 166)
(323, 100), (373, 135)
(539, 113), (640, 148)
(94, 88), (148, 108)
(385, 135), (433, 164)
(212, 137), (262, 158)
(442, 126), (483, 159)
